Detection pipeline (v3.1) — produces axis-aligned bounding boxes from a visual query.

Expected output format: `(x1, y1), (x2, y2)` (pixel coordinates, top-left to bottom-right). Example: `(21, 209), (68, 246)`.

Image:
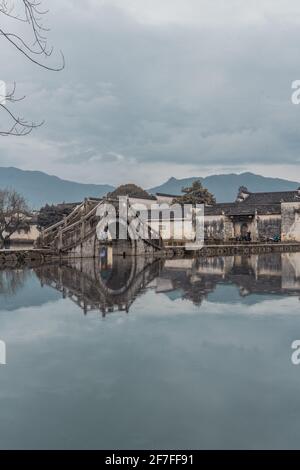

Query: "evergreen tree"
(173, 180), (216, 206)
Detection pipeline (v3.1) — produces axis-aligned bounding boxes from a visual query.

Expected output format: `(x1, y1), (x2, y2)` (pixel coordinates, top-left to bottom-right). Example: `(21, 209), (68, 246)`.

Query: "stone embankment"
(0, 249), (59, 268)
(1, 243), (300, 267)
(165, 242), (300, 258)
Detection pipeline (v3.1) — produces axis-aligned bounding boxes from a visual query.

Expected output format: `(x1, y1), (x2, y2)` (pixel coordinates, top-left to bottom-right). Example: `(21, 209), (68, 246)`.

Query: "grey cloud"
(0, 1), (300, 185)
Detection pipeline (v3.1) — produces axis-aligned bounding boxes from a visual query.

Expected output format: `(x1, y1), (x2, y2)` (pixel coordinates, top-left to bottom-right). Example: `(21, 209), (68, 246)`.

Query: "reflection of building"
(35, 250), (300, 315)
(154, 253), (300, 306)
(282, 253), (300, 291)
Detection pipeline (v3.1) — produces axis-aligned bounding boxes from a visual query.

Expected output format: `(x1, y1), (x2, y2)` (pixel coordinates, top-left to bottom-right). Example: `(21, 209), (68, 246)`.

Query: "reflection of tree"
(158, 254), (296, 307)
(184, 258), (218, 306)
(0, 268), (28, 296)
(32, 253), (300, 315)
(173, 274), (216, 307)
(182, 278), (216, 306)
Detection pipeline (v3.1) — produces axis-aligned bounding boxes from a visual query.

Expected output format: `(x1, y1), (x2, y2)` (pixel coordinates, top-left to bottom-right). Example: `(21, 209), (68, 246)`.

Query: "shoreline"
(1, 242), (300, 267)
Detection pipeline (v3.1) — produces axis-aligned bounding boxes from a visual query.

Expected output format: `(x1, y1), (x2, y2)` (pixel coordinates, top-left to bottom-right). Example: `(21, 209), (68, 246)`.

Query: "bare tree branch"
(0, 0), (64, 69)
(0, 1), (64, 135)
(0, 82), (44, 135)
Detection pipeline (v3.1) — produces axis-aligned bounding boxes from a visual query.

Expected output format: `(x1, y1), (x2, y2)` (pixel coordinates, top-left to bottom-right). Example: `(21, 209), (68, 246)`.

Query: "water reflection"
(33, 250), (300, 316)
(35, 251), (161, 316)
(0, 269), (30, 297)
(1, 250), (300, 450)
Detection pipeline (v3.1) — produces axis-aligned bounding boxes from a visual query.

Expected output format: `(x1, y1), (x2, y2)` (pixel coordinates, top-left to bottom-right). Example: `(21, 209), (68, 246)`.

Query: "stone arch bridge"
(37, 197), (163, 258)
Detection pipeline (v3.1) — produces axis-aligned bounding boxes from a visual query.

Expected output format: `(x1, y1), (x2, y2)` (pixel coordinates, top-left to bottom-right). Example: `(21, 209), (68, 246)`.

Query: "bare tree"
(0, 268), (29, 295)
(0, 188), (30, 248)
(0, 0), (64, 136)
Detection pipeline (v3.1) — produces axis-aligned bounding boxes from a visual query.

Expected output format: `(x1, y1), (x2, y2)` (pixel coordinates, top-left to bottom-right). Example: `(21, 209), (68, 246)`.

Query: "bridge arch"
(97, 248), (137, 295)
(96, 216), (138, 257)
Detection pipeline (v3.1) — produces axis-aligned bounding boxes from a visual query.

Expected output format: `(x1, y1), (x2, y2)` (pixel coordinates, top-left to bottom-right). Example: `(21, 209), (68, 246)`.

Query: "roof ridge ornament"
(236, 186), (251, 203)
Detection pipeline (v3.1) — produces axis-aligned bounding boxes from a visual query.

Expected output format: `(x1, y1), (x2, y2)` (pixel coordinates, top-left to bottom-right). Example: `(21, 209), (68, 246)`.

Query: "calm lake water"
(1, 250), (300, 449)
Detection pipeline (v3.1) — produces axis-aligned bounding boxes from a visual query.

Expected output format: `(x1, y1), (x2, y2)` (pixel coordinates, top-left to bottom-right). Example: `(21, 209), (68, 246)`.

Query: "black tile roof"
(129, 193), (157, 201)
(242, 190), (300, 205)
(155, 192), (179, 198)
(204, 189), (300, 217)
(205, 203), (281, 216)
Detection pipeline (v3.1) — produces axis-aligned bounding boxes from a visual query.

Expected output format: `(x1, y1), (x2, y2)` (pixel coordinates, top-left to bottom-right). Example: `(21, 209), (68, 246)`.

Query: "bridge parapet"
(37, 197), (164, 257)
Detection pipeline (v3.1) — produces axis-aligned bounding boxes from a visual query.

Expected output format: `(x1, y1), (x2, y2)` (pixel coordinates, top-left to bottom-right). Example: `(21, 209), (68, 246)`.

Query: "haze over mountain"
(149, 173), (300, 202)
(0, 167), (114, 209)
(0, 167), (299, 208)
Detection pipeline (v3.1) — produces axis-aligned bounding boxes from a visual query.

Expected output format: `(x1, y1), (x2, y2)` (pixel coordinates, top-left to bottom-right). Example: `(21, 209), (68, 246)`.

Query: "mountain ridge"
(0, 166), (299, 208)
(0, 166), (114, 208)
(149, 172), (300, 202)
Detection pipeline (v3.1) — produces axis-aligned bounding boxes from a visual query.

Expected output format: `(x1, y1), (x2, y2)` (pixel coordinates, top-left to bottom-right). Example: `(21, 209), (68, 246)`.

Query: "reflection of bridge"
(34, 252), (300, 316)
(35, 249), (161, 316)
(37, 197), (163, 258)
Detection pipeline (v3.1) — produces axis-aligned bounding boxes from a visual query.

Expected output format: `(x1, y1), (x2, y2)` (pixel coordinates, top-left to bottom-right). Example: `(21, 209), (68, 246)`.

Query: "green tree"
(37, 203), (76, 230)
(173, 180), (216, 206)
(108, 184), (154, 199)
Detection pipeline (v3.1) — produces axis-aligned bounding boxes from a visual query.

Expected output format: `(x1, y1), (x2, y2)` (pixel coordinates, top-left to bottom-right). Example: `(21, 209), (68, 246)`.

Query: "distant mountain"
(0, 167), (114, 209)
(1, 167), (299, 209)
(149, 172), (300, 202)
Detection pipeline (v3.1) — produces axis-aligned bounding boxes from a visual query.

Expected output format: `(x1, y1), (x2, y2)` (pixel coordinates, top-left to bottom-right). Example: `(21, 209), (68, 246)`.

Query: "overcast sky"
(1, 0), (300, 187)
